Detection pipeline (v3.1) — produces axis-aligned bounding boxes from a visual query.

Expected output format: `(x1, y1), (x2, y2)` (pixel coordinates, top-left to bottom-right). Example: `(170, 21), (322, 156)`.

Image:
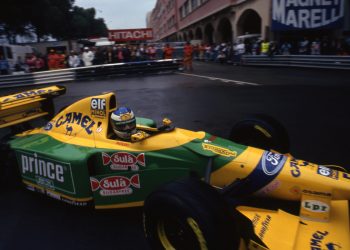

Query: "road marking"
(178, 72), (260, 86)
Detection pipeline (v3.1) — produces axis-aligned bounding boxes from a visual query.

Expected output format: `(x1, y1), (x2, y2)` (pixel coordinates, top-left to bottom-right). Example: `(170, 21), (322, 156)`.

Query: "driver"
(110, 107), (137, 140)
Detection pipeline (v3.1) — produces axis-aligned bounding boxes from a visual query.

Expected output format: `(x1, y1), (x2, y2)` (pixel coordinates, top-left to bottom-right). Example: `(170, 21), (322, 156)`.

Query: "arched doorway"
(217, 18), (233, 43)
(204, 23), (214, 44)
(188, 30), (194, 40)
(236, 9), (261, 36)
(195, 27), (203, 40)
(183, 32), (188, 42)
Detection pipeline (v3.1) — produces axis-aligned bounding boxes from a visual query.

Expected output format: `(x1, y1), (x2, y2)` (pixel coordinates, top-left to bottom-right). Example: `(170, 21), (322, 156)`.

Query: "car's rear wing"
(0, 85), (66, 129)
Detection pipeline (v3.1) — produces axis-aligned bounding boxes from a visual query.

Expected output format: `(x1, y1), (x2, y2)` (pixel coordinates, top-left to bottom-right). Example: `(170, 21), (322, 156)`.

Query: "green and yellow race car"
(0, 85), (349, 250)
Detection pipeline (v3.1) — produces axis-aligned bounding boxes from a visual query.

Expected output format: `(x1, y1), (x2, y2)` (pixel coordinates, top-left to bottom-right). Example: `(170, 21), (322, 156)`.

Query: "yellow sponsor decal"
(300, 193), (331, 222)
(23, 180), (92, 202)
(202, 143), (237, 157)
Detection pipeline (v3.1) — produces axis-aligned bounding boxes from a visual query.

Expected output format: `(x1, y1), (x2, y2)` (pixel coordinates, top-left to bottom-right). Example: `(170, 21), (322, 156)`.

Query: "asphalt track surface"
(0, 62), (350, 250)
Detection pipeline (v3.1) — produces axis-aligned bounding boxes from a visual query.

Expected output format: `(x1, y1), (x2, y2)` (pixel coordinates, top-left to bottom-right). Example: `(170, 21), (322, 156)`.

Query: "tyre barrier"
(241, 55), (350, 70)
(0, 59), (183, 88)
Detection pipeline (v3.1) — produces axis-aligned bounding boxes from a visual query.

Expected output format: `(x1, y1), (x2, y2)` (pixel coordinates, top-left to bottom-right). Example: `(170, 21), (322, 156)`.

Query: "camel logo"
(310, 231), (343, 250)
(65, 125), (73, 135)
(326, 242), (342, 250)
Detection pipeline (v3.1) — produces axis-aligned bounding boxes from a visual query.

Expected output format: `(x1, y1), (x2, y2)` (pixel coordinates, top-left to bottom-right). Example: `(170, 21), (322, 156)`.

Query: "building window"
(184, 1), (189, 16)
(191, 0), (198, 10)
(179, 6), (185, 18)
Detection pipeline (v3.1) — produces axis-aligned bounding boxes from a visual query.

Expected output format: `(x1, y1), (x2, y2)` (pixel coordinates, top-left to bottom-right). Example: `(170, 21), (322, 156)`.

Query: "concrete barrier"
(0, 59), (183, 88)
(241, 55), (350, 70)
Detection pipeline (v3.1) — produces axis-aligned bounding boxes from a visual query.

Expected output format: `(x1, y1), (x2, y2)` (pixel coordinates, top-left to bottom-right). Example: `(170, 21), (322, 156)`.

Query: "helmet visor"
(112, 118), (136, 133)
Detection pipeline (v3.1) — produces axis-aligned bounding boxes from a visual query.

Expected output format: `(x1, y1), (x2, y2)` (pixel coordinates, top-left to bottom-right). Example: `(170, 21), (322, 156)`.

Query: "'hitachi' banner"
(108, 28), (153, 42)
(272, 0), (344, 31)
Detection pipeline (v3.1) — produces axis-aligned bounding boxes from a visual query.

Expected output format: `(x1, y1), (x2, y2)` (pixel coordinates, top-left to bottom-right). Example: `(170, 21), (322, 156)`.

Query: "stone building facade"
(148, 0), (349, 44)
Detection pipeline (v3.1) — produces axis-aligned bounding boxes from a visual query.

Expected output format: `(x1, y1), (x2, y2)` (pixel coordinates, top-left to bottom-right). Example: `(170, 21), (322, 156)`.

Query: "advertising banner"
(108, 28), (153, 42)
(272, 0), (344, 31)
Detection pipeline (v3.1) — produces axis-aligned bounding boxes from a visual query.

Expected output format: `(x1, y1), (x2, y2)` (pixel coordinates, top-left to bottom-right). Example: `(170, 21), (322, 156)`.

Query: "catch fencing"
(241, 55), (350, 70)
(0, 59), (183, 88)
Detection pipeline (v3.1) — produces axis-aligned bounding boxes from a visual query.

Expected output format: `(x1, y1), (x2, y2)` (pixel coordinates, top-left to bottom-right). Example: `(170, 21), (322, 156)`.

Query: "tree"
(64, 6), (108, 40)
(0, 0), (107, 43)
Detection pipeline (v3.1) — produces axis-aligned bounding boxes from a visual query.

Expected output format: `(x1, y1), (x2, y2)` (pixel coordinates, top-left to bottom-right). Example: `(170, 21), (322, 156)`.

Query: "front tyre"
(229, 114), (289, 154)
(143, 178), (239, 250)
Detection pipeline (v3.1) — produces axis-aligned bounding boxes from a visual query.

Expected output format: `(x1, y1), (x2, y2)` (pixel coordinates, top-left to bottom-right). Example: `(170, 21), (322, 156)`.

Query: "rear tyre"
(229, 114), (289, 153)
(143, 178), (240, 250)
(0, 136), (20, 189)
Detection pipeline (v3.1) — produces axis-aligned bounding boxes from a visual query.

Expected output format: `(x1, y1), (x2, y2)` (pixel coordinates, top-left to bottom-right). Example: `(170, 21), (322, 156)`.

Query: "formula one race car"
(0, 85), (349, 250)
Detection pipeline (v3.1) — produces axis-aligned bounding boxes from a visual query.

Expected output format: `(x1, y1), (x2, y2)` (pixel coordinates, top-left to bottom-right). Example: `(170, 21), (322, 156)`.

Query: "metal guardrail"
(0, 59), (183, 88)
(241, 55), (350, 70)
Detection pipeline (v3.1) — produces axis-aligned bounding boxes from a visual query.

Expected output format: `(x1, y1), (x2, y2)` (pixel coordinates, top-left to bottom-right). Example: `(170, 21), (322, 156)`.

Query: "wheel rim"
(156, 216), (204, 250)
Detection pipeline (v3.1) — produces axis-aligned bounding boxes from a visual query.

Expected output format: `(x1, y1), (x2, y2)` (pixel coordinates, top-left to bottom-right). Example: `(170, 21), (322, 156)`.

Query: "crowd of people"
(0, 43), (179, 75)
(190, 36), (350, 65)
(1, 36), (349, 75)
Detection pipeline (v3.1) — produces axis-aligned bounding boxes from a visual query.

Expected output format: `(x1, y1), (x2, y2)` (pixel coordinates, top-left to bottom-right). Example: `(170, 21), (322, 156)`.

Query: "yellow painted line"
(95, 201), (144, 209)
(23, 180), (93, 202)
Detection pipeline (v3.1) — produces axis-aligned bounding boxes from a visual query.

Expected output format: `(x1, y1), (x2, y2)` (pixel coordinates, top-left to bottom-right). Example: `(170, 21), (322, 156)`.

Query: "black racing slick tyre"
(0, 137), (20, 189)
(229, 114), (289, 154)
(143, 178), (240, 250)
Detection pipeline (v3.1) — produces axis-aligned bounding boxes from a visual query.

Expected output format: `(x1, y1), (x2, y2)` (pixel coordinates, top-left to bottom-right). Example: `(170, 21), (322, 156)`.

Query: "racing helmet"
(110, 107), (136, 140)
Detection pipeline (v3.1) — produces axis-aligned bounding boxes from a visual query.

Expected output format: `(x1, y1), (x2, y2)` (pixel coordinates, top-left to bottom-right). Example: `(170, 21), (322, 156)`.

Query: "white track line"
(178, 72), (260, 86)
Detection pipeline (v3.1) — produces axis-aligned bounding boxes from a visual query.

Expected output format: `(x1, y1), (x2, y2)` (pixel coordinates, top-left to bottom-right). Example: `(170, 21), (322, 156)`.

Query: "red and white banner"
(108, 28), (153, 42)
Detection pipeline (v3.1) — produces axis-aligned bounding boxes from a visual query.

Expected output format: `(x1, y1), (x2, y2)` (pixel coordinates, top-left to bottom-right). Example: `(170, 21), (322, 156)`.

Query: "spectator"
(183, 42), (193, 71)
(204, 44), (211, 61)
(311, 38), (321, 55)
(94, 47), (105, 65)
(82, 47), (94, 66)
(47, 49), (59, 70)
(298, 37), (309, 54)
(280, 41), (292, 55)
(68, 51), (81, 67)
(233, 40), (245, 65)
(217, 50), (226, 64)
(14, 56), (27, 72)
(134, 45), (142, 61)
(245, 41), (252, 55)
(116, 46), (124, 62)
(163, 43), (174, 59)
(147, 45), (156, 60)
(57, 51), (66, 69)
(268, 41), (278, 58)
(139, 45), (146, 60)
(106, 46), (115, 64)
(122, 45), (131, 62)
(26, 53), (37, 72)
(320, 36), (329, 55)
(261, 40), (270, 55)
(213, 44), (220, 61)
(198, 43), (205, 61)
(0, 54), (10, 75)
(193, 44), (199, 60)
(35, 56), (45, 71)
(252, 40), (261, 55)
(237, 41), (245, 56)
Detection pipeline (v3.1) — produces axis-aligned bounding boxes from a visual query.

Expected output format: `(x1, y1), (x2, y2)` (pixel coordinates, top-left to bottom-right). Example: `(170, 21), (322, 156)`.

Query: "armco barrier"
(0, 59), (182, 88)
(241, 55), (350, 70)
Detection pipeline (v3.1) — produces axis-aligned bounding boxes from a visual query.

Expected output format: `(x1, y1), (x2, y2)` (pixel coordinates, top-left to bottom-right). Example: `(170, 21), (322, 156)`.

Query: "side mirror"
(131, 131), (150, 142)
(162, 118), (172, 126)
